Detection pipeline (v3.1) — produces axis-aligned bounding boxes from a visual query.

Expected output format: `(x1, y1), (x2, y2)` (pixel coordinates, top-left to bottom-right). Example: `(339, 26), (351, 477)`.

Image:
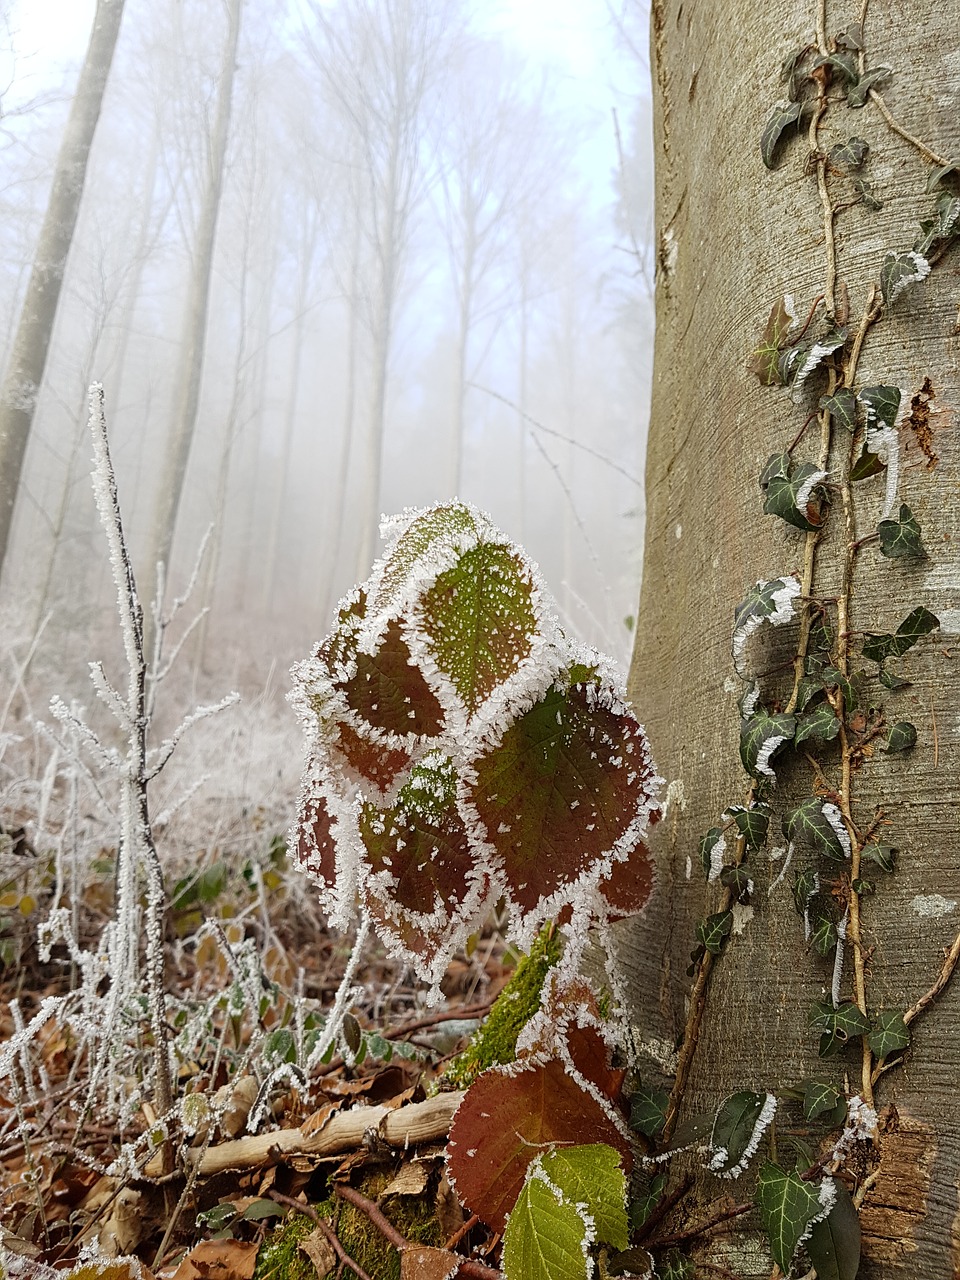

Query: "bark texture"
(623, 2), (960, 1275)
(0, 0), (126, 583)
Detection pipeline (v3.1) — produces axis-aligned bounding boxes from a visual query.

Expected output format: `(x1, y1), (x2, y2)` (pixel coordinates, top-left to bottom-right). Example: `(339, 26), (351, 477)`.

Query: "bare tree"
(0, 0), (126, 585)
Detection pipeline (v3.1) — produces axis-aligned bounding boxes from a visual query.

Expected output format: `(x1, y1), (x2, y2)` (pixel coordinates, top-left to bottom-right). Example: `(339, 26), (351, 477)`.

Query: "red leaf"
(339, 619), (445, 739)
(295, 756), (338, 891)
(446, 1057), (633, 1233)
(330, 719), (414, 794)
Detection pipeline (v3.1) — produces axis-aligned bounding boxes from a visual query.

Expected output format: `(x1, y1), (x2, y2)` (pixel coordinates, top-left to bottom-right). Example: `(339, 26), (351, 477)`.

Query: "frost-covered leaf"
(400, 1246), (462, 1280)
(807, 1181), (861, 1280)
(419, 540), (540, 717)
(447, 1055), (631, 1233)
(847, 65), (891, 107)
(880, 251), (930, 307)
(630, 1082), (669, 1137)
(502, 1161), (590, 1280)
(761, 101), (803, 168)
(858, 384), (901, 432)
(464, 669), (658, 931)
(540, 1144), (629, 1250)
(783, 798), (849, 861)
(740, 711), (796, 779)
(749, 298), (797, 383)
(370, 501), (483, 619)
(756, 1162), (824, 1272)
(828, 137), (869, 172)
(699, 827), (726, 881)
(877, 504), (924, 558)
(697, 910), (733, 955)
(809, 1000), (871, 1057)
(790, 328), (848, 397)
(868, 1010), (910, 1060)
(295, 756), (343, 909)
(725, 803), (771, 849)
(794, 702), (840, 747)
(862, 606), (939, 663)
(861, 843), (896, 873)
(762, 459), (829, 530)
(883, 720), (917, 754)
(341, 620), (446, 739)
(803, 1079), (841, 1122)
(708, 1091), (776, 1178)
(819, 389), (858, 431)
(733, 576), (801, 672)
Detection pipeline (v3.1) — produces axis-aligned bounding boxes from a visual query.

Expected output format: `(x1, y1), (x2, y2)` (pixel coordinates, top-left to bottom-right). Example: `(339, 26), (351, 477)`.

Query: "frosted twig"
(48, 697), (115, 772)
(153, 771), (211, 828)
(147, 691), (240, 779)
(87, 660), (130, 729)
(306, 914), (372, 1072)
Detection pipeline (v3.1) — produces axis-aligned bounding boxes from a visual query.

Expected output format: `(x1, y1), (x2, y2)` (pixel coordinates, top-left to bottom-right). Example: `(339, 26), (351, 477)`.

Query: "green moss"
(253, 1208), (316, 1280)
(441, 924), (563, 1089)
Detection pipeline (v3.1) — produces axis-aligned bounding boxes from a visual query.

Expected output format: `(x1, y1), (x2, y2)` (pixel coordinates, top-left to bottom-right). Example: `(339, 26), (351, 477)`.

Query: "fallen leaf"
(299, 1226), (337, 1277)
(170, 1239), (259, 1279)
(400, 1244), (461, 1279)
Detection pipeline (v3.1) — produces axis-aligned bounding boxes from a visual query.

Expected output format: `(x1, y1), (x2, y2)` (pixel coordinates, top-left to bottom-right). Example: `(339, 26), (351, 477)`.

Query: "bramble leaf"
(761, 101), (803, 168)
(540, 1144), (629, 1250)
(884, 720), (917, 753)
(807, 1181), (861, 1280)
(756, 1162), (824, 1271)
(877, 504), (924, 559)
(868, 1011), (910, 1059)
(501, 1162), (590, 1280)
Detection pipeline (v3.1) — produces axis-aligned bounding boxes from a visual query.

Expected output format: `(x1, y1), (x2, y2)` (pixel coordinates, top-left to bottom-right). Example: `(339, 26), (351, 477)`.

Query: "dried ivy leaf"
(630, 1082), (669, 1137)
(783, 798), (849, 861)
(740, 711), (796, 779)
(803, 1079), (841, 1122)
(862, 606), (939, 664)
(847, 65), (892, 107)
(819, 389), (858, 431)
(877, 505), (924, 559)
(828, 137), (869, 172)
(756, 1162), (824, 1272)
(697, 910), (733, 955)
(794, 702), (840, 747)
(749, 300), (797, 383)
(868, 1011), (910, 1059)
(761, 101), (804, 168)
(880, 250), (930, 307)
(807, 1181), (861, 1280)
(884, 720), (917, 754)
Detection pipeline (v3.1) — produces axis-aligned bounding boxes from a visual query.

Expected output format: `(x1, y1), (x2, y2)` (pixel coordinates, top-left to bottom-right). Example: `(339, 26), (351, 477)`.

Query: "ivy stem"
(843, 285), (881, 384)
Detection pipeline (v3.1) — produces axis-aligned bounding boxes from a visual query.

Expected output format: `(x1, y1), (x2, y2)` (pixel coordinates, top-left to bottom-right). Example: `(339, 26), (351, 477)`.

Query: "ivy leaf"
(858, 384), (901, 431)
(699, 827), (726, 881)
(807, 1181), (862, 1280)
(828, 137), (869, 172)
(821, 665), (859, 713)
(880, 250), (930, 307)
(926, 162), (960, 192)
(862, 606), (939, 664)
(850, 445), (885, 481)
(853, 176), (883, 211)
(847, 65), (892, 107)
(878, 667), (910, 690)
(810, 906), (838, 957)
(756, 1162), (824, 1272)
(733, 576), (801, 672)
(835, 22), (864, 51)
(725, 803), (772, 849)
(792, 866), (819, 915)
(708, 1091), (775, 1178)
(749, 299), (798, 383)
(819, 389), (858, 431)
(761, 101), (804, 168)
(501, 1160), (591, 1280)
(540, 1145), (629, 1250)
(884, 720), (917, 754)
(877, 504), (924, 559)
(630, 1082), (669, 1138)
(791, 328), (848, 397)
(934, 192), (960, 240)
(861, 843), (897, 873)
(697, 910), (733, 955)
(781, 47), (810, 99)
(763, 460), (829, 530)
(783, 798), (850, 861)
(720, 864), (753, 902)
(868, 1011), (910, 1059)
(803, 1079), (841, 1122)
(794, 702), (840, 747)
(812, 51), (858, 83)
(740, 712), (796, 779)
(809, 1001), (871, 1057)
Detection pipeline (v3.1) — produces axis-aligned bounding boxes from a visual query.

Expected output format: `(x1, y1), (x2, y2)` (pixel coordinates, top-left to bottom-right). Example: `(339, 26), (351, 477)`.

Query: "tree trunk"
(623, 2), (960, 1276)
(0, 0), (126, 585)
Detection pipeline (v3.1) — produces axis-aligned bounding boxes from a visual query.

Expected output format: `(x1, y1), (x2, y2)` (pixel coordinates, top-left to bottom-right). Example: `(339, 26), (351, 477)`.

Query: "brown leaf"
(400, 1244), (461, 1279)
(298, 1226), (337, 1277)
(170, 1239), (259, 1280)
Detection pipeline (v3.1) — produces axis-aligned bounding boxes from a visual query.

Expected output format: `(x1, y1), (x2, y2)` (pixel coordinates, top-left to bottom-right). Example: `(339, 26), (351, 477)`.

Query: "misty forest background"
(0, 0), (653, 867)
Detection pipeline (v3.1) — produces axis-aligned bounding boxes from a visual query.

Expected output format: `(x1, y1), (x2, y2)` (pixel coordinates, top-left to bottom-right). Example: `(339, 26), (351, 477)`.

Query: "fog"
(0, 0), (653, 764)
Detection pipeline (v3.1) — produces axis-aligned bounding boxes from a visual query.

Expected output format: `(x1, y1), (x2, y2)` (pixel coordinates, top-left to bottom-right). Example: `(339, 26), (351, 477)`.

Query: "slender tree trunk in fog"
(146, 0), (242, 625)
(0, 0), (126, 586)
(325, 215), (362, 623)
(622, 2), (960, 1276)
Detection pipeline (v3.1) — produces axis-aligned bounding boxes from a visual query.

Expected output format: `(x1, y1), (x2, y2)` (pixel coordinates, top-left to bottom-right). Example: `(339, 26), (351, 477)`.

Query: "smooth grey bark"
(145, 0), (242, 619)
(623, 2), (960, 1276)
(0, 0), (126, 586)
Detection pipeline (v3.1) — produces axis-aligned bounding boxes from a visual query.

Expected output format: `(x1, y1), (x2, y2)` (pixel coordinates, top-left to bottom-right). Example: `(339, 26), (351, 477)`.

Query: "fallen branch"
(144, 1090), (463, 1178)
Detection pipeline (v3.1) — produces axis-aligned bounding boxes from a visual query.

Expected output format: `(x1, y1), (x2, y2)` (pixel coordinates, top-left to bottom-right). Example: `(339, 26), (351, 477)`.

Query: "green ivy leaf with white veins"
(733, 576), (801, 674)
(740, 711), (796, 779)
(877, 504), (924, 558)
(880, 250), (930, 307)
(761, 101), (804, 168)
(756, 1163), (833, 1272)
(783, 798), (850, 861)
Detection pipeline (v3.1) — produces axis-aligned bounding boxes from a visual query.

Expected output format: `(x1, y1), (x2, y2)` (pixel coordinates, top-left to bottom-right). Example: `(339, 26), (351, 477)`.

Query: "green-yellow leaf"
(540, 1144), (629, 1250)
(502, 1162), (591, 1280)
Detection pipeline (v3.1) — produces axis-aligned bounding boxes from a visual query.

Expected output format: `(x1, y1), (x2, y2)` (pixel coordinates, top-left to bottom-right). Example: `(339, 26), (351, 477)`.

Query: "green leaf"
(807, 1181), (862, 1280)
(720, 864), (753, 901)
(858, 384), (901, 431)
(749, 302), (797, 384)
(763, 461), (829, 530)
(862, 606), (939, 663)
(810, 907), (839, 957)
(264, 1028), (297, 1065)
(884, 720), (917, 753)
(821, 666), (859, 713)
(241, 1199), (286, 1222)
(868, 1011), (910, 1060)
(792, 866), (819, 915)
(850, 445), (885, 481)
(630, 1082), (669, 1137)
(370, 501), (481, 617)
(725, 803), (771, 849)
(783, 798), (850, 861)
(708, 1090), (774, 1177)
(740, 712), (796, 779)
(761, 101), (803, 168)
(880, 250), (930, 307)
(853, 176), (883, 211)
(540, 1144), (629, 1250)
(835, 22), (864, 51)
(861, 843), (897, 873)
(756, 1162), (824, 1272)
(847, 65), (892, 107)
(628, 1172), (666, 1230)
(809, 1001), (871, 1057)
(699, 827), (726, 881)
(878, 666), (910, 690)
(927, 162), (960, 192)
(828, 137), (869, 172)
(812, 51), (858, 83)
(802, 1079), (841, 1122)
(697, 910), (733, 955)
(791, 328), (848, 395)
(502, 1159), (591, 1280)
(733, 576), (801, 670)
(795, 702), (840, 747)
(934, 192), (960, 240)
(819, 389), (858, 431)
(877, 504), (924, 558)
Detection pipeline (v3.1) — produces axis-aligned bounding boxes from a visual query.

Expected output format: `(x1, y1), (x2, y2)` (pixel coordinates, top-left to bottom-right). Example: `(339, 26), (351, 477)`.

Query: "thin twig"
(903, 929), (960, 1028)
(633, 1172), (694, 1241)
(269, 1191), (374, 1280)
(647, 1198), (752, 1248)
(868, 91), (951, 169)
